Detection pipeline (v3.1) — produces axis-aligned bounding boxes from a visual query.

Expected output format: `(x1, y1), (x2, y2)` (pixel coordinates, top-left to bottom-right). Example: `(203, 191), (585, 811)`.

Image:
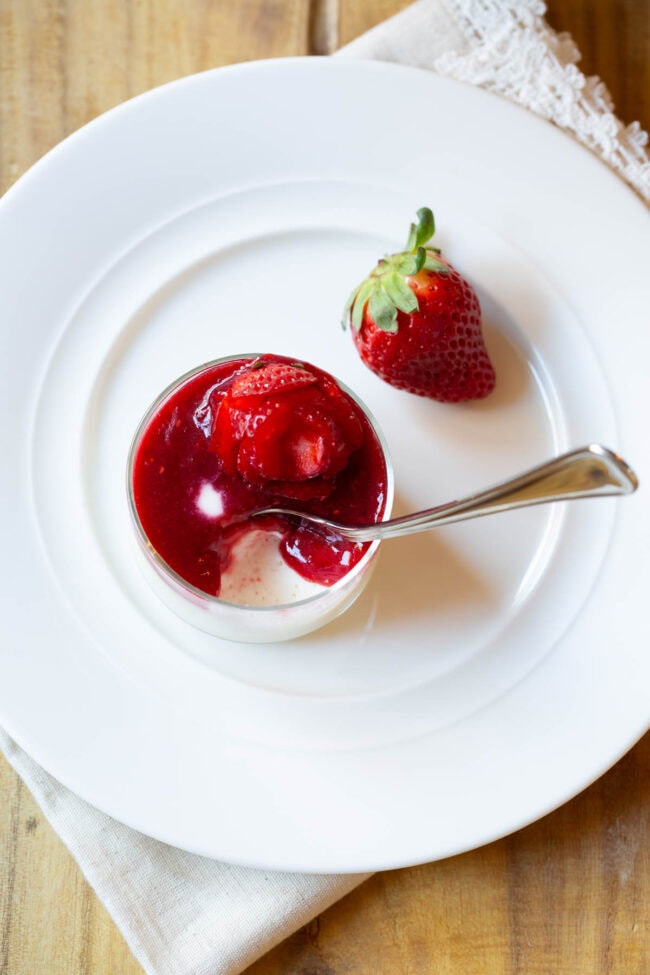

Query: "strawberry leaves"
(383, 271), (418, 315)
(343, 206), (449, 334)
(369, 287), (398, 333)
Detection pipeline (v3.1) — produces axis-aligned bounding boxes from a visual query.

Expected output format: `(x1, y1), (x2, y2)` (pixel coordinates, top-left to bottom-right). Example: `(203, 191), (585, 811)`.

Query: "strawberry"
(343, 208), (495, 402)
(230, 360), (318, 398)
(209, 356), (364, 500)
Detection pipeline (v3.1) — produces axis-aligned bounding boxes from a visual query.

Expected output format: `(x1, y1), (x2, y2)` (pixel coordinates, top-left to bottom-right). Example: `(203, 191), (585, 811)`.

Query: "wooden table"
(1, 2), (648, 972)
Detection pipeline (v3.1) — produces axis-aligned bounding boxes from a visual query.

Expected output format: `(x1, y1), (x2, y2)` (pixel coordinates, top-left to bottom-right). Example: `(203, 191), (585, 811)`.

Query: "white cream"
(218, 529), (325, 607)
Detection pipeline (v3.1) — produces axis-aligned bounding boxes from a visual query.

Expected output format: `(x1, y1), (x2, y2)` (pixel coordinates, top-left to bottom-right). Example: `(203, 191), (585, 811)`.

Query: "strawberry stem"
(405, 207), (435, 252)
(343, 207), (449, 333)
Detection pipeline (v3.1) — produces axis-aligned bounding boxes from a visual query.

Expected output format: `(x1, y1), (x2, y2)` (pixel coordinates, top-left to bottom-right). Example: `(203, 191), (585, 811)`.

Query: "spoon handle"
(343, 444), (637, 542)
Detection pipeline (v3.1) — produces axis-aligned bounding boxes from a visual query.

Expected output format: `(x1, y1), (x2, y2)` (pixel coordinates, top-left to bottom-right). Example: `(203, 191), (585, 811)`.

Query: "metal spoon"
(253, 445), (638, 542)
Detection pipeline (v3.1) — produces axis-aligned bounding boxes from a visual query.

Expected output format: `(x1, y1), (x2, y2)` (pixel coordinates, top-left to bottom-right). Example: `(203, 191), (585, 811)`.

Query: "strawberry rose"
(209, 358), (364, 501)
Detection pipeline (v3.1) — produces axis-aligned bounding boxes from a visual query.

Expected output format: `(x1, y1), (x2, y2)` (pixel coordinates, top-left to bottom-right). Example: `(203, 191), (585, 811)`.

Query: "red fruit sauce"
(131, 354), (388, 598)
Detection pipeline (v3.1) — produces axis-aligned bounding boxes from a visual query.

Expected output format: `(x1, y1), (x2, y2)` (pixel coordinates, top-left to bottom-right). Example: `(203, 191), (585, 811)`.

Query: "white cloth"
(2, 4), (648, 975)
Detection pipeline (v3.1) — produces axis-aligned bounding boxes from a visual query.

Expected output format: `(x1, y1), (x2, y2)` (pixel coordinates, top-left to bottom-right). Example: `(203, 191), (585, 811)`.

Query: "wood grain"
(0, 0), (309, 195)
(545, 0), (650, 133)
(1, 2), (649, 974)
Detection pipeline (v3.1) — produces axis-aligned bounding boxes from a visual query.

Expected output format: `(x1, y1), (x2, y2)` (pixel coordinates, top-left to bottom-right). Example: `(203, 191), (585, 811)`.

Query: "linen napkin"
(2, 3), (649, 975)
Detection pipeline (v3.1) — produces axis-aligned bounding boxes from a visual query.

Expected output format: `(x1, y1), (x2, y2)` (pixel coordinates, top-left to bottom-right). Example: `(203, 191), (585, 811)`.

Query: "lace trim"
(434, 0), (650, 203)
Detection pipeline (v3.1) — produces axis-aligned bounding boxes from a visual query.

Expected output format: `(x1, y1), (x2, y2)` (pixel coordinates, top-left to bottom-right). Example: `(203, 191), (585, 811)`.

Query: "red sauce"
(131, 354), (388, 597)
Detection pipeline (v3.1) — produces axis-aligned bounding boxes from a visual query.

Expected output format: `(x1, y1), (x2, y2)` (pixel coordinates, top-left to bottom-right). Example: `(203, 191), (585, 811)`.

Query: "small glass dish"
(127, 355), (394, 643)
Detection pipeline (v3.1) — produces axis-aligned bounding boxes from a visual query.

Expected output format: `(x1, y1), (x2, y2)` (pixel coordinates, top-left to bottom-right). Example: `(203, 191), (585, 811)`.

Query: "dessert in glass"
(127, 353), (393, 642)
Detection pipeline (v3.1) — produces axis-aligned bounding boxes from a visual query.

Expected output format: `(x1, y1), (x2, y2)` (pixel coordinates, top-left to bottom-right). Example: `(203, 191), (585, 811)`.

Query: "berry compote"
(130, 354), (389, 604)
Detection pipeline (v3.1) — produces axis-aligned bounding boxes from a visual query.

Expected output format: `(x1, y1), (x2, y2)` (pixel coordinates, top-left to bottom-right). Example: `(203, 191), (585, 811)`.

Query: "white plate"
(1, 58), (648, 873)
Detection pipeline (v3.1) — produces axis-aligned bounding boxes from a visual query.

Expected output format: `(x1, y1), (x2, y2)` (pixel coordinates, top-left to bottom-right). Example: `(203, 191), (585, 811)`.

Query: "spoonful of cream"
(252, 445), (638, 542)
